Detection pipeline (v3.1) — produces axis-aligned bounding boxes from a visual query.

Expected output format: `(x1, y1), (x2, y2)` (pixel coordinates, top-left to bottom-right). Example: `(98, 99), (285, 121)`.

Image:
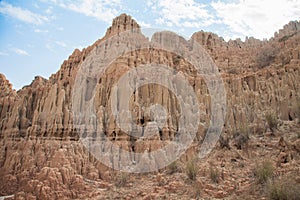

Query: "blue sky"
(0, 0), (300, 89)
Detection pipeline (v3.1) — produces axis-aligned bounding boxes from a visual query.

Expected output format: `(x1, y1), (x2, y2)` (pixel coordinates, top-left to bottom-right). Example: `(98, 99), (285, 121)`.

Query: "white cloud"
(55, 41), (67, 47)
(149, 0), (300, 39)
(13, 48), (30, 56)
(0, 1), (49, 25)
(45, 7), (53, 14)
(34, 29), (49, 33)
(139, 21), (151, 28)
(211, 0), (300, 39)
(149, 0), (215, 28)
(57, 27), (64, 31)
(47, 0), (121, 23)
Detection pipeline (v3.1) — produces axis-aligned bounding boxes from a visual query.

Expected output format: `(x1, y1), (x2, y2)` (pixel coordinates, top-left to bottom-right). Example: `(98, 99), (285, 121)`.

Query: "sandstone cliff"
(1, 16), (299, 141)
(0, 14), (299, 199)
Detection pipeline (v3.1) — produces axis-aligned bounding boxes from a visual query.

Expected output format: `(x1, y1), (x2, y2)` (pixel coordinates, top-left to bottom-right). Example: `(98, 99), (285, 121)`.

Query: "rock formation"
(0, 14), (299, 199)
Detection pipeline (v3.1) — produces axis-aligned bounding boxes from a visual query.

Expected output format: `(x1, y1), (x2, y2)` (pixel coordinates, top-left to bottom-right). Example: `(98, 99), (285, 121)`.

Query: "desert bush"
(167, 161), (179, 174)
(219, 135), (230, 149)
(254, 160), (274, 184)
(209, 166), (220, 183)
(115, 173), (128, 188)
(266, 113), (278, 134)
(233, 132), (249, 150)
(233, 127), (250, 150)
(268, 175), (300, 200)
(255, 44), (279, 69)
(186, 159), (198, 181)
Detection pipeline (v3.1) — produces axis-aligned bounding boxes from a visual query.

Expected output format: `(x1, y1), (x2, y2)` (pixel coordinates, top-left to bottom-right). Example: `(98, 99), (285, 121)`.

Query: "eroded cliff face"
(0, 14), (299, 199)
(192, 21), (300, 129)
(1, 17), (299, 140)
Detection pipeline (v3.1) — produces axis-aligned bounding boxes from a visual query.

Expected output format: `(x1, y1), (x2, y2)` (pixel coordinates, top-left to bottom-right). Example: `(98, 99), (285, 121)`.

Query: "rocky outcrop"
(0, 74), (17, 138)
(0, 14), (300, 199)
(104, 13), (140, 38)
(275, 20), (300, 39)
(0, 74), (15, 97)
(191, 22), (300, 128)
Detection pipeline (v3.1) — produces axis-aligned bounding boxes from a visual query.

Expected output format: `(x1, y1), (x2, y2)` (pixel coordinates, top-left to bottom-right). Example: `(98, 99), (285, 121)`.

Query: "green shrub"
(186, 160), (198, 181)
(168, 161), (179, 174)
(266, 113), (278, 134)
(232, 123), (250, 150)
(233, 131), (249, 150)
(209, 166), (220, 183)
(254, 160), (274, 184)
(233, 132), (249, 150)
(268, 176), (300, 200)
(115, 173), (128, 187)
